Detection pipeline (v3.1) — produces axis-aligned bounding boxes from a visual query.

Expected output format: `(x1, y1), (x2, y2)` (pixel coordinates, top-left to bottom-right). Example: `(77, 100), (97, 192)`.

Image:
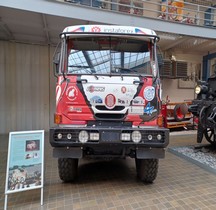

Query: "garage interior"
(0, 0), (216, 209)
(1, 0), (216, 133)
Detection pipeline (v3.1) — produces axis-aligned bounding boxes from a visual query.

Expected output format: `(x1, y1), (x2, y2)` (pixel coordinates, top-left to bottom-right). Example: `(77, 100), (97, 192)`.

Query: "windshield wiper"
(68, 65), (90, 68)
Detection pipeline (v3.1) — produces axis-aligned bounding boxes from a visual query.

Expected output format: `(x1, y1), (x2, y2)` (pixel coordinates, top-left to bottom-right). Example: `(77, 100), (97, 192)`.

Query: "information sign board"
(4, 130), (44, 209)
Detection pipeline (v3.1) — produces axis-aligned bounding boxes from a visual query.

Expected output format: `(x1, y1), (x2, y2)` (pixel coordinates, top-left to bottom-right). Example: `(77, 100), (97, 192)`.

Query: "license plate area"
(101, 131), (120, 142)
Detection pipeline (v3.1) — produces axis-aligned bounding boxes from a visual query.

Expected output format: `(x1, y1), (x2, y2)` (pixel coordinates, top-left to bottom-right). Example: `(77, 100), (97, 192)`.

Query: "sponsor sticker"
(66, 86), (78, 101)
(90, 96), (103, 104)
(144, 102), (157, 115)
(132, 96), (145, 105)
(105, 94), (116, 109)
(129, 106), (143, 115)
(121, 86), (127, 94)
(91, 26), (101, 32)
(144, 86), (155, 101)
(87, 86), (105, 93)
(69, 106), (82, 112)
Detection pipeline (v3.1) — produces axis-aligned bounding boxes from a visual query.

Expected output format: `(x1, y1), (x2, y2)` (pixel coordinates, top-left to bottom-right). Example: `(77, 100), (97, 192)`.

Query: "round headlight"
(157, 134), (162, 141)
(131, 131), (142, 143)
(67, 133), (72, 140)
(195, 85), (201, 94)
(78, 130), (89, 143)
(148, 134), (153, 141)
(57, 133), (62, 139)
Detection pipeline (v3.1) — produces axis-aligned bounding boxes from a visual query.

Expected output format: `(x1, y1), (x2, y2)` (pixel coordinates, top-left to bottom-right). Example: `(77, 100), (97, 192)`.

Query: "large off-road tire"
(204, 128), (216, 146)
(58, 158), (78, 182)
(135, 159), (158, 183)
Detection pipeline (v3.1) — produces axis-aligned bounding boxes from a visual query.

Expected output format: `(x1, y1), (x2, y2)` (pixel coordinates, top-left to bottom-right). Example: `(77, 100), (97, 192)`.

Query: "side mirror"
(156, 46), (164, 71)
(53, 52), (60, 75)
(157, 54), (164, 69)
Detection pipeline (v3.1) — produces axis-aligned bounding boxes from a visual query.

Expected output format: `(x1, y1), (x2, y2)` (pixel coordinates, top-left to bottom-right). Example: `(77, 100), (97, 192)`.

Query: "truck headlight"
(90, 132), (99, 141)
(148, 134), (153, 141)
(195, 85), (201, 94)
(78, 130), (89, 143)
(195, 85), (208, 95)
(157, 134), (162, 141)
(121, 133), (131, 141)
(67, 133), (72, 140)
(57, 133), (62, 139)
(131, 131), (142, 143)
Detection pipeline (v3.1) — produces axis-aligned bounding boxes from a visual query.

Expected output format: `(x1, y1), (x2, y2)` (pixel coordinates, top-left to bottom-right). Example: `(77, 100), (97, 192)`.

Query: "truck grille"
(95, 105), (125, 111)
(95, 113), (125, 120)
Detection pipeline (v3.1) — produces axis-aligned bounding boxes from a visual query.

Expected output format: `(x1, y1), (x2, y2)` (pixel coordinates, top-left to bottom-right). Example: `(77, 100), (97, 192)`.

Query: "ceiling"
(0, 6), (216, 55)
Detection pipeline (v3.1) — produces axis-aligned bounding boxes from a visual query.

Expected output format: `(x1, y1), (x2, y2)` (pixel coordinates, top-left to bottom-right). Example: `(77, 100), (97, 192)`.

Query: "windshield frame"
(59, 33), (159, 78)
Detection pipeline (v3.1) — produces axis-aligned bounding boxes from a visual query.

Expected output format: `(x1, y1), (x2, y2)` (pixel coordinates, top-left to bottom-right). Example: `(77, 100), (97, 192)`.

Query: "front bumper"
(50, 126), (169, 159)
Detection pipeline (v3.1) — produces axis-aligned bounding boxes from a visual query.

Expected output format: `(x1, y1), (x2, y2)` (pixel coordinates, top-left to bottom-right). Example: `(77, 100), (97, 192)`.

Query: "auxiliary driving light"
(90, 133), (99, 141)
(78, 130), (89, 143)
(195, 85), (201, 94)
(131, 131), (142, 143)
(121, 133), (131, 141)
(157, 134), (162, 141)
(67, 133), (72, 140)
(57, 133), (62, 139)
(148, 134), (153, 141)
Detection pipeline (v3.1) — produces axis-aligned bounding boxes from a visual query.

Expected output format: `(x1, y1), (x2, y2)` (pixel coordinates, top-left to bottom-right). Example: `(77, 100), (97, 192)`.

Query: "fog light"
(157, 134), (162, 141)
(121, 133), (131, 141)
(131, 131), (142, 143)
(79, 130), (89, 143)
(90, 133), (99, 141)
(57, 133), (62, 139)
(148, 134), (153, 141)
(67, 133), (72, 140)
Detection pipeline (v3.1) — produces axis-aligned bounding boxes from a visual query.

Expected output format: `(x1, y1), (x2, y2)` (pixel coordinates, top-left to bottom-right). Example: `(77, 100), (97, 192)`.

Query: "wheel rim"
(204, 128), (216, 145)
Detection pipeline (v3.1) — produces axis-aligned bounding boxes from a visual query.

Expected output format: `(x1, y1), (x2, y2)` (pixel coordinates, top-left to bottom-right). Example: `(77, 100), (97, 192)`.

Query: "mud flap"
(136, 148), (165, 159)
(53, 147), (83, 158)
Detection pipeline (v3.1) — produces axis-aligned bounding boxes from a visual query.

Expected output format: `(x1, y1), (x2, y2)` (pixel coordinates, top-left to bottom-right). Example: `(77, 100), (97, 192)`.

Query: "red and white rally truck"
(50, 25), (169, 183)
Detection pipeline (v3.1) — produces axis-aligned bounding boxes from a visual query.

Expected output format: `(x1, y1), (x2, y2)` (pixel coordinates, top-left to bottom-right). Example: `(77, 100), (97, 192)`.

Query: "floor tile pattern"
(0, 133), (216, 210)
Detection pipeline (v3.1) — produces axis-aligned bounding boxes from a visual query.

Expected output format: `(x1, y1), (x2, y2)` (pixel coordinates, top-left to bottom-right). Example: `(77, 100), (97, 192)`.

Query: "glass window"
(66, 37), (153, 76)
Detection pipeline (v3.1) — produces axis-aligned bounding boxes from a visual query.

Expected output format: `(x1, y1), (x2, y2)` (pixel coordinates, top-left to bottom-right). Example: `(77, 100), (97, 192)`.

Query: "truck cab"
(50, 25), (169, 183)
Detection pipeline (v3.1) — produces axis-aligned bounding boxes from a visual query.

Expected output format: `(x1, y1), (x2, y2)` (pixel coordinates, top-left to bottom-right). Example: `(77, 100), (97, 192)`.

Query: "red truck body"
(50, 25), (169, 183)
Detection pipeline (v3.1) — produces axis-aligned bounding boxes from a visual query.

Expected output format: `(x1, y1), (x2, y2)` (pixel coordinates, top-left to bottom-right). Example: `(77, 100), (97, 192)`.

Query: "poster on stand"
(5, 130), (44, 195)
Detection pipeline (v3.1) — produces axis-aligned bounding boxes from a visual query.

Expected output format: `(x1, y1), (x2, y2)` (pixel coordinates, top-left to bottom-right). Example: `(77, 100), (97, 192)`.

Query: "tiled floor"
(1, 131), (216, 210)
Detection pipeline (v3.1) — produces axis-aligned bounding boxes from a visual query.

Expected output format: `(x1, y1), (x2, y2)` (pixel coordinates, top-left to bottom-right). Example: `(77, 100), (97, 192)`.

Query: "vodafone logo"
(105, 94), (116, 109)
(91, 26), (101, 32)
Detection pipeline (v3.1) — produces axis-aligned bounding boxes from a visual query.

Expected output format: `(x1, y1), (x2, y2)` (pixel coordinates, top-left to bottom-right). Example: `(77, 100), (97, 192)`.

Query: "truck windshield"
(66, 36), (154, 76)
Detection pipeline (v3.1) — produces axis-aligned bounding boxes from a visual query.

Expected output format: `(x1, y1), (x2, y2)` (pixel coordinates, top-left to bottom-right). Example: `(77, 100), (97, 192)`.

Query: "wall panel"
(0, 41), (51, 134)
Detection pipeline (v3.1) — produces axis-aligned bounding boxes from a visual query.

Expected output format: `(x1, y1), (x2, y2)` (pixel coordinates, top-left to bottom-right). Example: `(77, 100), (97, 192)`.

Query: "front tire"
(58, 158), (78, 182)
(135, 159), (158, 183)
(204, 128), (216, 146)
